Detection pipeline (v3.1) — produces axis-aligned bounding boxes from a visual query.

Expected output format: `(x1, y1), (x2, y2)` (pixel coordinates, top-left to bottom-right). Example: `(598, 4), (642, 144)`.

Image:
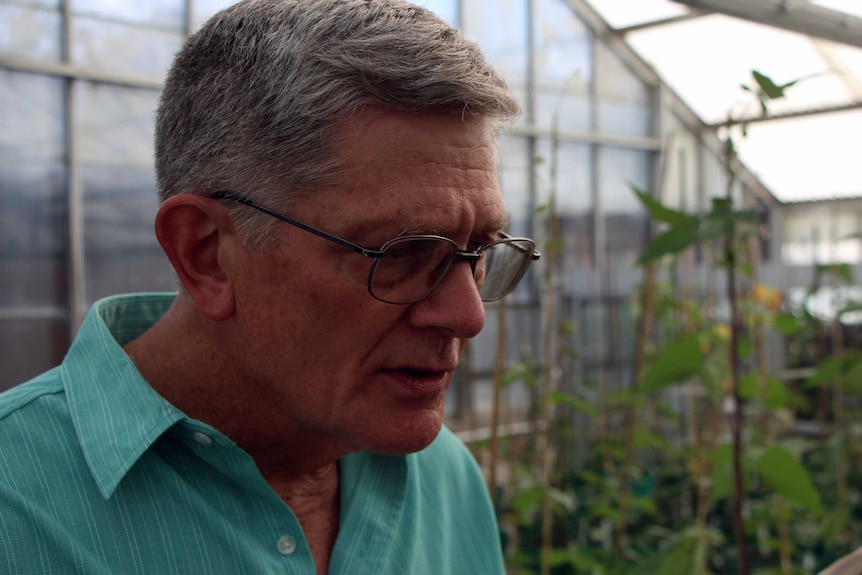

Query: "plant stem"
(614, 256), (657, 569)
(727, 234), (750, 575)
(488, 300), (507, 508)
(539, 124), (561, 575)
(539, 226), (557, 575)
(832, 311), (848, 512)
(724, 135), (750, 575)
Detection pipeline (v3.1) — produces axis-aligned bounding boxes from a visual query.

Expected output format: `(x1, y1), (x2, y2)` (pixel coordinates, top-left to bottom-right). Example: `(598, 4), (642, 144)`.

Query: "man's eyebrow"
(475, 215), (511, 238)
(397, 216), (511, 238)
(398, 221), (429, 236)
(491, 215), (512, 232)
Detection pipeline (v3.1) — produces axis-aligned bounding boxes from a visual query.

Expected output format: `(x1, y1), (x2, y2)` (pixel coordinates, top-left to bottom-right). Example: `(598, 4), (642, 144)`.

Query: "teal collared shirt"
(0, 293), (505, 574)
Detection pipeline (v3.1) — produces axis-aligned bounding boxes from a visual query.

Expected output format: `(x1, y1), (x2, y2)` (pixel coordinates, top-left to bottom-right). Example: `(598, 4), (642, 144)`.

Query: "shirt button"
(192, 431), (213, 446)
(277, 535), (297, 556)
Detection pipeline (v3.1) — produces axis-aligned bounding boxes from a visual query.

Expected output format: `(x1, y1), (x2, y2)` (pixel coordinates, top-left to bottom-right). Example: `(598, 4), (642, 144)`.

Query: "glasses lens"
(370, 237), (458, 304)
(477, 238), (536, 301)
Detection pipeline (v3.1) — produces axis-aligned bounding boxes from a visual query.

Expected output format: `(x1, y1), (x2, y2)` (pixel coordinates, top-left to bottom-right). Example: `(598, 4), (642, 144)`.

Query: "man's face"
(229, 111), (508, 457)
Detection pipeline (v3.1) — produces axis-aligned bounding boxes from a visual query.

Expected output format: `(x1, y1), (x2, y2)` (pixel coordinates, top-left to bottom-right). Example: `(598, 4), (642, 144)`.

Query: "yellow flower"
(713, 323), (731, 342)
(752, 283), (782, 311)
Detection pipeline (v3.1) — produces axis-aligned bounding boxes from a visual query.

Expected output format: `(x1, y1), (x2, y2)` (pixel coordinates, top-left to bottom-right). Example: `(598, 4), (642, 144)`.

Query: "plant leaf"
(710, 443), (735, 502)
(637, 222), (699, 265)
(657, 536), (697, 575)
(632, 187), (696, 227)
(820, 506), (851, 549)
(764, 378), (789, 409)
(550, 390), (600, 418)
(773, 312), (806, 335)
(807, 356), (843, 388)
(753, 70), (793, 100)
(633, 428), (674, 453)
(756, 445), (823, 516)
(547, 546), (595, 570)
(639, 337), (703, 392)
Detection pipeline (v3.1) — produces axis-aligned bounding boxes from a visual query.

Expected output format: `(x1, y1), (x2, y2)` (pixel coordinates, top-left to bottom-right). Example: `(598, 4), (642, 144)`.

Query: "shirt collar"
(63, 293), (185, 499)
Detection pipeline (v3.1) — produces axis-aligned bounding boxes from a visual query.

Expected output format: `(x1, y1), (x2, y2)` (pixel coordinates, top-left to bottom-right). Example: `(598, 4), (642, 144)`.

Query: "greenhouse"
(2, 0), (862, 573)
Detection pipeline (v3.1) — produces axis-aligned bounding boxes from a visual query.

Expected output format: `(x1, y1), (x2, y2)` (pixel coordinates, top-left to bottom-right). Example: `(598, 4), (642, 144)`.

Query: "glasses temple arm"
(211, 190), (385, 258)
(497, 231), (541, 260)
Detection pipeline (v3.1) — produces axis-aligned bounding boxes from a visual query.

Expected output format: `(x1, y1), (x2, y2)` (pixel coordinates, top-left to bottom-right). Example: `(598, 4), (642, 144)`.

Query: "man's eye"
(385, 245), (415, 260)
(469, 237), (495, 252)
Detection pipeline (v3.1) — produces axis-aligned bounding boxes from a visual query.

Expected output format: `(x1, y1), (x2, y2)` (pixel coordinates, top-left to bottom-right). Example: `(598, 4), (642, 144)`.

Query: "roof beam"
(615, 12), (709, 35)
(705, 99), (862, 128)
(671, 0), (862, 49)
(565, 0), (780, 206)
(0, 56), (162, 90)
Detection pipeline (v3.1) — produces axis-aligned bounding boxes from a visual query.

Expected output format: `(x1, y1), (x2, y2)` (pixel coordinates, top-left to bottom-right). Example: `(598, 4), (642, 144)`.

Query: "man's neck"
(267, 463), (341, 575)
(122, 297), (346, 574)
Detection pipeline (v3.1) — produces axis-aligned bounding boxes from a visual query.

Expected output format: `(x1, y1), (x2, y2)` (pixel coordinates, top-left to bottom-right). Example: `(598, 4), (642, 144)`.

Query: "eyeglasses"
(211, 190), (540, 305)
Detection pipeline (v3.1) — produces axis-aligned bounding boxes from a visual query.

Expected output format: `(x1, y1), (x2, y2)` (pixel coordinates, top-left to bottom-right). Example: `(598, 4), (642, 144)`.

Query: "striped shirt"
(0, 293), (505, 574)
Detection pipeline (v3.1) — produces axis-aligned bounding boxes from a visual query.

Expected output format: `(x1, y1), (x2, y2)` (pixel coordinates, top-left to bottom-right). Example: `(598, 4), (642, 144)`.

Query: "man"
(0, 1), (539, 573)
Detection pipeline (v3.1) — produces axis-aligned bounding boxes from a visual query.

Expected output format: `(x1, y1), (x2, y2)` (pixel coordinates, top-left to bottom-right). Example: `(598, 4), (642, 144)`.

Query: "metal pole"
(61, 0), (86, 335)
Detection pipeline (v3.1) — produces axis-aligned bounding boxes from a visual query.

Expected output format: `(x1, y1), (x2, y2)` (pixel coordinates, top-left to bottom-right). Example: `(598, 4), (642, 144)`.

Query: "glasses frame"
(211, 190), (540, 304)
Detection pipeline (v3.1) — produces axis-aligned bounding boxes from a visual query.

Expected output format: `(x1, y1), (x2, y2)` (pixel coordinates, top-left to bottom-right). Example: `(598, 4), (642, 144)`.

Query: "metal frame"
(0, 0), (807, 396)
(672, 0), (862, 50)
(564, 0), (781, 208)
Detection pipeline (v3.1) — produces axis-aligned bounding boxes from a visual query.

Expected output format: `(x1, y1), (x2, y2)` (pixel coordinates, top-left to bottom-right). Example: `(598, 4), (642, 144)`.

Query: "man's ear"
(155, 194), (237, 321)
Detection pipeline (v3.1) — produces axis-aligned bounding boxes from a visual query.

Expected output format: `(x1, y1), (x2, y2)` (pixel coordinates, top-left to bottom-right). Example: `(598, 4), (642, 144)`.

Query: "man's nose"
(407, 260), (486, 338)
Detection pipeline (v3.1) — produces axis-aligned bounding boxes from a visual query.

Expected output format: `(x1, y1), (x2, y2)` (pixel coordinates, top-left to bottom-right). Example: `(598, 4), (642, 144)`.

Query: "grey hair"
(155, 0), (520, 247)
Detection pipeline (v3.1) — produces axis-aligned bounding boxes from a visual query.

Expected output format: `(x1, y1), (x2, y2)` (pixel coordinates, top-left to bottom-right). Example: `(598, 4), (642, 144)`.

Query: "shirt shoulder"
(0, 366), (79, 482)
(0, 367), (65, 422)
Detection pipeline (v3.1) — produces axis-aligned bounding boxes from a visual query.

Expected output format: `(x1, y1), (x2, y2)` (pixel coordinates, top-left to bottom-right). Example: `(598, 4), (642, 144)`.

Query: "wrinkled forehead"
(303, 110), (508, 240)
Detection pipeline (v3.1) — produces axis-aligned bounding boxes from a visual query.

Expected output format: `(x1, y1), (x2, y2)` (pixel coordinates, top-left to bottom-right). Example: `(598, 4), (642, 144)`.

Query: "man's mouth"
(381, 367), (453, 399)
(400, 368), (437, 377)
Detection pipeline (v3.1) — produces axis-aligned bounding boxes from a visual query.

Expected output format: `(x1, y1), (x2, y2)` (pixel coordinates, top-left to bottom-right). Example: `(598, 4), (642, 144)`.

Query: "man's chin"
(361, 413), (444, 456)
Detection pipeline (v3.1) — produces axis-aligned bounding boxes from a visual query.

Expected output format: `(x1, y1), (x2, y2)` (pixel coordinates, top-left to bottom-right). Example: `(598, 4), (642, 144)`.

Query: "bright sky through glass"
(589, 0), (862, 202)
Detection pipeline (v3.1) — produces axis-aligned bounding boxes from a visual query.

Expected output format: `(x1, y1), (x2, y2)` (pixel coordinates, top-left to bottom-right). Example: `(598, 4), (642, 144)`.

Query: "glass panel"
(71, 0), (184, 29)
(783, 205), (862, 266)
(662, 131), (701, 213)
(191, 0), (240, 31)
(832, 44), (862, 80)
(533, 0), (592, 132)
(595, 43), (652, 139)
(71, 16), (184, 77)
(0, 4), (62, 62)
(412, 0), (458, 26)
(699, 148), (729, 203)
(497, 134), (531, 236)
(588, 0), (689, 29)
(465, 306), (536, 408)
(463, 0), (529, 108)
(783, 205), (824, 265)
(537, 138), (593, 269)
(0, 70), (65, 162)
(600, 148), (650, 215)
(0, 70), (67, 310)
(495, 303), (540, 379)
(0, 162), (68, 308)
(498, 134), (540, 302)
(75, 82), (158, 167)
(599, 147), (650, 266)
(1, 0), (60, 8)
(75, 83), (173, 302)
(0, 319), (69, 392)
(537, 139), (591, 214)
(579, 297), (606, 362)
(81, 166), (176, 304)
